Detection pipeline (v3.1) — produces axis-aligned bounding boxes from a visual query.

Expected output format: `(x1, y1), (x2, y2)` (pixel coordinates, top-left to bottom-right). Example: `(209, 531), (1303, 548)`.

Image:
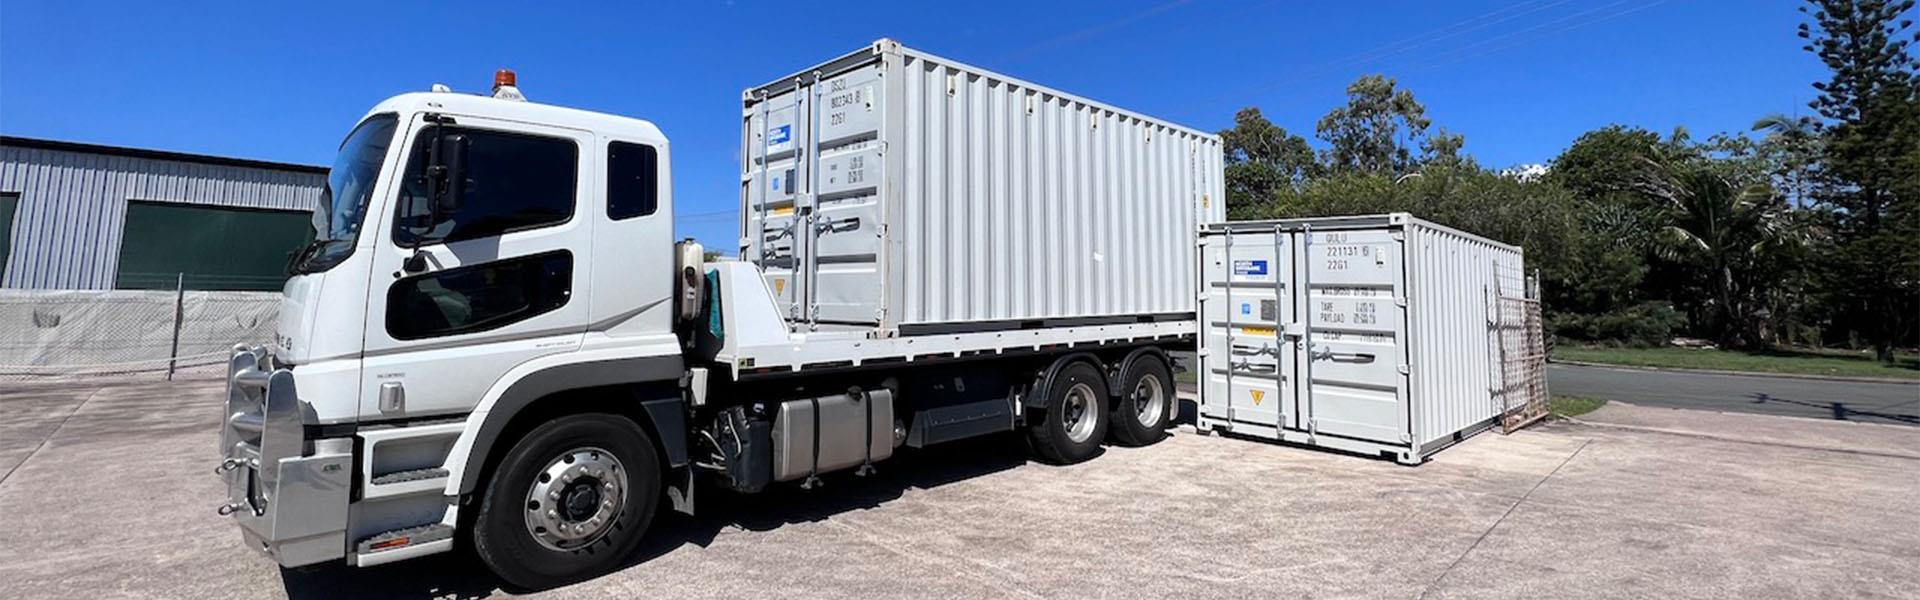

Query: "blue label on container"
(1241, 303), (1252, 315)
(768, 124), (791, 146)
(771, 176), (781, 191)
(1233, 259), (1268, 275)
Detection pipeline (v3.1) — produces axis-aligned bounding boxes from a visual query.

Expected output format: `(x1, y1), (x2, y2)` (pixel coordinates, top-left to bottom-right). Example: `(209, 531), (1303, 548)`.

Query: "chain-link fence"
(0, 288), (279, 382)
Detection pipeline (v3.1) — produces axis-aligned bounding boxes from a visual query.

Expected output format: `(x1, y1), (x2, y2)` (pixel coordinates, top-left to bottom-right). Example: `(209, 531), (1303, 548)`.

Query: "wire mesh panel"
(1496, 296), (1549, 433)
(0, 290), (279, 382)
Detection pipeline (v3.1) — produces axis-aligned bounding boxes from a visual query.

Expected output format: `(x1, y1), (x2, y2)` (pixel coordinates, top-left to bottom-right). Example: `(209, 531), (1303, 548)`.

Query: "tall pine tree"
(1798, 0), (1920, 361)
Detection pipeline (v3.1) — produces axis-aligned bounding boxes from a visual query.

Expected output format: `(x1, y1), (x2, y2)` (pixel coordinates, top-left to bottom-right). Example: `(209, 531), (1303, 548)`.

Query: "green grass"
(1554, 344), (1920, 381)
(1550, 395), (1608, 418)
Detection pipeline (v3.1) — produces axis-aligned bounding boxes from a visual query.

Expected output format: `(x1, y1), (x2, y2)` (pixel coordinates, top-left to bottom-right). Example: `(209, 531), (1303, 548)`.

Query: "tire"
(1025, 361), (1109, 464)
(1110, 355), (1173, 446)
(473, 414), (660, 590)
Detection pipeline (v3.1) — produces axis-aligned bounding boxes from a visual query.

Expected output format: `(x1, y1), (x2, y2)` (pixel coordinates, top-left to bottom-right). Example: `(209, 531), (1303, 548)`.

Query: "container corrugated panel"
(1405, 222), (1526, 450)
(740, 39), (1224, 334)
(1195, 214), (1526, 463)
(0, 141), (323, 290)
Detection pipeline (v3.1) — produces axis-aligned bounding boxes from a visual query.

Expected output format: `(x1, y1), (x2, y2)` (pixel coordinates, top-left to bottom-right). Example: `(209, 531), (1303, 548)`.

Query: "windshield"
(292, 113), (399, 273)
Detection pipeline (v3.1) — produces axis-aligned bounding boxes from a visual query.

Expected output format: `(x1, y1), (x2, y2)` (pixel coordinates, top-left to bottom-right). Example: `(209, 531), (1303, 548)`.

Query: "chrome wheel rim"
(1062, 382), (1099, 444)
(524, 447), (626, 552)
(1133, 373), (1166, 428)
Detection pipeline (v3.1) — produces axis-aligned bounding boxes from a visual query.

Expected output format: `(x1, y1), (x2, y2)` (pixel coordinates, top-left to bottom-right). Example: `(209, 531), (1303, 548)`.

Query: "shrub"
(1549, 302), (1687, 348)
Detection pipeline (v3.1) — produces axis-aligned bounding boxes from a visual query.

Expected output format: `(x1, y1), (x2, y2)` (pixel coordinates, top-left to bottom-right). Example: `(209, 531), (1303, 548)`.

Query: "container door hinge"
(1395, 297), (1408, 308)
(1400, 432), (1413, 443)
(1398, 364), (1411, 375)
(1391, 231), (1405, 241)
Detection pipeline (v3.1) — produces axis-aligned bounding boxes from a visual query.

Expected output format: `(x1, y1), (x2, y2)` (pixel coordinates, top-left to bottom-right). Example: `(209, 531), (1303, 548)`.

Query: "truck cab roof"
(359, 91), (668, 146)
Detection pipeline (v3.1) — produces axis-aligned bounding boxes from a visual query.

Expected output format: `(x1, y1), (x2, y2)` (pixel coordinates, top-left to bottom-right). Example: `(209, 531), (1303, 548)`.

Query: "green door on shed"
(0, 193), (17, 275)
(115, 201), (312, 290)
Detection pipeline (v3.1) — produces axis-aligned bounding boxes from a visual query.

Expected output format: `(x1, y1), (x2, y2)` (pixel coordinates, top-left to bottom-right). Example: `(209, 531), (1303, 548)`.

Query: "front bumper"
(217, 345), (352, 568)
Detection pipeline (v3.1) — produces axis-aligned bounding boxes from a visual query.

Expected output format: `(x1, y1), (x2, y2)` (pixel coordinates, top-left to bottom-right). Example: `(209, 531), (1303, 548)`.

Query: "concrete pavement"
(1548, 363), (1919, 425)
(1, 378), (1916, 599)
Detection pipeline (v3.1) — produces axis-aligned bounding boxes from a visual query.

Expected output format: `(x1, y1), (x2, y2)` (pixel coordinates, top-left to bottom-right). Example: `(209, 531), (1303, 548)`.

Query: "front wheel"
(473, 414), (660, 590)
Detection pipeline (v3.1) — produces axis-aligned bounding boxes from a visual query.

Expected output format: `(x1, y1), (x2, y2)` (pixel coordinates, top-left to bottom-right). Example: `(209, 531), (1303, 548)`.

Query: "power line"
(1215, 0), (1577, 106)
(1403, 0), (1670, 73)
(1000, 0), (1200, 63)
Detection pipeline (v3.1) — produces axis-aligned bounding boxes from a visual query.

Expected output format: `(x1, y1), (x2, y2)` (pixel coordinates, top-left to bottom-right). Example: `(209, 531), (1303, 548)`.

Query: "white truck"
(217, 39), (1224, 588)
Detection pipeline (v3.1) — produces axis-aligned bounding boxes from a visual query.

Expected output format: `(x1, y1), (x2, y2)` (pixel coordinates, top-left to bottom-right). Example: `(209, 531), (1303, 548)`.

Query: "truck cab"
(221, 78), (691, 581)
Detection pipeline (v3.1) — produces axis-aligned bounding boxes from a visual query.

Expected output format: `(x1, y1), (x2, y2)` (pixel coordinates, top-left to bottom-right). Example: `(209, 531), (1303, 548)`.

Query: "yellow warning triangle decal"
(774, 279), (786, 294)
(1250, 390), (1265, 405)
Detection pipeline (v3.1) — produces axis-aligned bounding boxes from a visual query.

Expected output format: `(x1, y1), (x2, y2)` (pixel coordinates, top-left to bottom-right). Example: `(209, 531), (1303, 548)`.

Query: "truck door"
(1201, 229), (1297, 434)
(357, 115), (592, 419)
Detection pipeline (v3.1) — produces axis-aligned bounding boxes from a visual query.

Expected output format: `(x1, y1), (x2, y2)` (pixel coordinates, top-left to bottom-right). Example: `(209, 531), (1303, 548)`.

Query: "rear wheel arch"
(1025, 351), (1107, 410)
(1107, 346), (1171, 393)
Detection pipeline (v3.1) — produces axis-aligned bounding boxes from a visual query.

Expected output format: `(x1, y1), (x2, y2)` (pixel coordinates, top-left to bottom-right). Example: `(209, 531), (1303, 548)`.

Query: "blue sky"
(0, 0), (1828, 248)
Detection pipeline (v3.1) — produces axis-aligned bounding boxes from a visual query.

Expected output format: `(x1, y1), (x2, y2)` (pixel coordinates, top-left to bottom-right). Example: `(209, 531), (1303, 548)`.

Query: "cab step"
(370, 467), (448, 485)
(351, 523), (454, 567)
(362, 468), (450, 499)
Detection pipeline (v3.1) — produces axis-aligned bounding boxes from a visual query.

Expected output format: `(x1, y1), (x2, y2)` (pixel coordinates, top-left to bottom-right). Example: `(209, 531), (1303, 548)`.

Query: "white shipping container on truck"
(1195, 214), (1540, 463)
(739, 39), (1224, 334)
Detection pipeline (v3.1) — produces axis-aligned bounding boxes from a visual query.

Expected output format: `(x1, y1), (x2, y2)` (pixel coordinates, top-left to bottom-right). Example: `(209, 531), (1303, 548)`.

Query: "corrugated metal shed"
(0, 137), (326, 289)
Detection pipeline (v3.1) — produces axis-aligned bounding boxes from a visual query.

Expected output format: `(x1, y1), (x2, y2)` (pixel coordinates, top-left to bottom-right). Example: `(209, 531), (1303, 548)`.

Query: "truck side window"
(395, 126), (578, 245)
(607, 141), (658, 220)
(386, 250), (572, 340)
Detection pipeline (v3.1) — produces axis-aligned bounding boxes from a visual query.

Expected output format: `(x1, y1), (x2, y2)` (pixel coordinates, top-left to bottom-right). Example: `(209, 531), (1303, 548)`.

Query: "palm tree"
(1750, 114), (1822, 208)
(1636, 161), (1796, 348)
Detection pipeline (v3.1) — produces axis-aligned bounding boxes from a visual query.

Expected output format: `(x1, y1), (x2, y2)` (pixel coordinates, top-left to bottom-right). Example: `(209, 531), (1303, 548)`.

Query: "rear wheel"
(1110, 355), (1173, 446)
(473, 414), (660, 590)
(1025, 361), (1109, 464)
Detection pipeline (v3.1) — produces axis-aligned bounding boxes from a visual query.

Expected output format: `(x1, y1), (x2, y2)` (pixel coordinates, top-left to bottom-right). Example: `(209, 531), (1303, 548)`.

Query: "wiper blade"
(286, 239), (329, 275)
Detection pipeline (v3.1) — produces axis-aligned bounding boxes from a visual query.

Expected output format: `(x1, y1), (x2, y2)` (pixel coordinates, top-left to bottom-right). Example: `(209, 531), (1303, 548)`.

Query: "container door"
(744, 85), (808, 324)
(1300, 229), (1408, 444)
(1200, 230), (1296, 435)
(805, 64), (886, 325)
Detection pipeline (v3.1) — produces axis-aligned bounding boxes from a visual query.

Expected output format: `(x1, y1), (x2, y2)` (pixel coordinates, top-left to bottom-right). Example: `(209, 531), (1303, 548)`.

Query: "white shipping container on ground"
(1195, 214), (1532, 463)
(739, 39), (1225, 335)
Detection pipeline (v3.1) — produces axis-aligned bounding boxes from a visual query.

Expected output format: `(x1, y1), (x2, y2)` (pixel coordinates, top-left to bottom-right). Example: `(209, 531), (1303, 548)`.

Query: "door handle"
(1311, 346), (1376, 363)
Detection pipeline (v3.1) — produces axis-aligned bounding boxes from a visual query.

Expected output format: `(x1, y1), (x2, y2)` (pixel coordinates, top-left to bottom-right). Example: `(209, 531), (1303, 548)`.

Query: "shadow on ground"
(1747, 392), (1920, 425)
(278, 433), (1035, 599)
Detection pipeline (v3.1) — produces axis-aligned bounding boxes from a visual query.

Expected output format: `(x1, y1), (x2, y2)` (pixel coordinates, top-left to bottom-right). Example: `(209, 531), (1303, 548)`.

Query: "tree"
(1750, 113), (1824, 206)
(1798, 0), (1920, 362)
(1316, 74), (1431, 176)
(1421, 128), (1468, 169)
(1636, 160), (1797, 348)
(1544, 125), (1667, 202)
(1219, 107), (1318, 217)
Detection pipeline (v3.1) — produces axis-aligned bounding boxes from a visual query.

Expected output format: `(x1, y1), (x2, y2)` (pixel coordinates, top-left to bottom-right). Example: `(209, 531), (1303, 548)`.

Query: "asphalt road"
(1547, 363), (1919, 426)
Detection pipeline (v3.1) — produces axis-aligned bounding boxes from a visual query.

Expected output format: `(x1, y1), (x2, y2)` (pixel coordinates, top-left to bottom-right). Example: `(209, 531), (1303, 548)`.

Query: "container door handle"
(1311, 346), (1376, 363)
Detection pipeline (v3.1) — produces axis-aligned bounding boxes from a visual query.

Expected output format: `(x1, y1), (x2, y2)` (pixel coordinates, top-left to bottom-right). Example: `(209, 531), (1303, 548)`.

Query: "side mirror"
(434, 133), (468, 218)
